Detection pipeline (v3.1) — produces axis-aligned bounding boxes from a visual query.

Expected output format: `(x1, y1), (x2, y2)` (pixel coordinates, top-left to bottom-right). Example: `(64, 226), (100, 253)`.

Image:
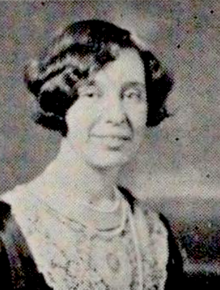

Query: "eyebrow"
(85, 79), (146, 89)
(123, 81), (146, 89)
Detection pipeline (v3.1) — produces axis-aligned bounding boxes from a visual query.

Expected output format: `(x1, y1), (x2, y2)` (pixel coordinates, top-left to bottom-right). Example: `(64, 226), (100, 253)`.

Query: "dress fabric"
(0, 187), (183, 290)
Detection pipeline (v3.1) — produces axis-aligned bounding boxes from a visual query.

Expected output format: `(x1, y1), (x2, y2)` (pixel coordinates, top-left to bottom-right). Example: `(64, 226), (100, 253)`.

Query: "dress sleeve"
(0, 201), (52, 290)
(159, 213), (185, 290)
(0, 201), (14, 289)
(0, 237), (13, 289)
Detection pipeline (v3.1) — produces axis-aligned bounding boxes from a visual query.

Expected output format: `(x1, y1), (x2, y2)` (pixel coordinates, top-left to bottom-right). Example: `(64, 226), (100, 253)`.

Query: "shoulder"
(132, 198), (169, 239)
(119, 186), (169, 239)
(134, 202), (170, 265)
(134, 201), (184, 289)
(135, 200), (183, 259)
(0, 200), (11, 232)
(1, 184), (28, 205)
(1, 182), (40, 214)
(158, 213), (184, 289)
(0, 197), (51, 290)
(1, 172), (47, 204)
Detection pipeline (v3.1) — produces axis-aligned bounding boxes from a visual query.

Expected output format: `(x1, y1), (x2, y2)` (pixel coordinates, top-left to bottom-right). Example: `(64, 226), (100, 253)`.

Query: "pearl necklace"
(35, 190), (143, 290)
(38, 193), (127, 237)
(128, 206), (143, 290)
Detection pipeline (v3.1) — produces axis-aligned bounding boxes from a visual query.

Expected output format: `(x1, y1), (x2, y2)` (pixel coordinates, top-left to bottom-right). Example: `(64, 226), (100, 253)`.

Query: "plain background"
(2, 0), (220, 276)
(1, 0), (220, 200)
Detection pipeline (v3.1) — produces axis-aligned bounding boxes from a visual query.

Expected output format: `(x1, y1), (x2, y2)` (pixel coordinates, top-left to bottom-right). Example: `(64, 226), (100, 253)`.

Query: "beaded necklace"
(36, 189), (143, 290)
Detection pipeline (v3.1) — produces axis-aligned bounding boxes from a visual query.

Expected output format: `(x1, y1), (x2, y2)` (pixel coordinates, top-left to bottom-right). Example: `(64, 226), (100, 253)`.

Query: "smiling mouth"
(92, 135), (132, 140)
(90, 135), (132, 148)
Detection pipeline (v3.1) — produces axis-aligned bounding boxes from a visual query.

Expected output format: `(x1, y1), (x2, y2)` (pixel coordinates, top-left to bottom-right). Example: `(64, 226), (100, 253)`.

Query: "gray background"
(1, 0), (220, 278)
(1, 0), (220, 200)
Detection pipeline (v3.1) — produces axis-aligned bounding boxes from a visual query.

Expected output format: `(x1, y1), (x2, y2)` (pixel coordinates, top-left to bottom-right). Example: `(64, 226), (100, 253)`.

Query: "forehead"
(90, 49), (145, 85)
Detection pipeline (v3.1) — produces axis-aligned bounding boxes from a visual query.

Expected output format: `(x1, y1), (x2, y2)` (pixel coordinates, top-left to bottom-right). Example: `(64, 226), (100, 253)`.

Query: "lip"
(91, 135), (132, 140)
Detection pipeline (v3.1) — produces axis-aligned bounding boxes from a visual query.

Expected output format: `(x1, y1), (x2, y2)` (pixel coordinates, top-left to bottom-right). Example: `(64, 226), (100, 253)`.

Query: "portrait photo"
(0, 1), (219, 289)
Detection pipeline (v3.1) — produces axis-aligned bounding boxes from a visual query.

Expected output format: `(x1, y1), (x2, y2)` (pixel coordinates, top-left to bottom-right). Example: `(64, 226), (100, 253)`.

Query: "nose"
(103, 94), (126, 125)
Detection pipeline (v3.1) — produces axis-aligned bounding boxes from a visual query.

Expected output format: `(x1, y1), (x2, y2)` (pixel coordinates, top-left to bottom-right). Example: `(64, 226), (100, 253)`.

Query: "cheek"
(66, 102), (98, 141)
(127, 104), (147, 133)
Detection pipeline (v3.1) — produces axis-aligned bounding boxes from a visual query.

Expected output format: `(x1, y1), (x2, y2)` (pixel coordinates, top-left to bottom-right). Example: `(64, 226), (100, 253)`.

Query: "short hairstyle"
(24, 19), (173, 137)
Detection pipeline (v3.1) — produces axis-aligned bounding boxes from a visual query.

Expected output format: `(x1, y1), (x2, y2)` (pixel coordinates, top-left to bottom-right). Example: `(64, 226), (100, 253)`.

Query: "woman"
(1, 20), (183, 289)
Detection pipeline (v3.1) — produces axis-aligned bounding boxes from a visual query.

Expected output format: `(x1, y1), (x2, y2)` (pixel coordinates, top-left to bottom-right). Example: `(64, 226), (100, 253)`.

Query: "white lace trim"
(2, 190), (168, 290)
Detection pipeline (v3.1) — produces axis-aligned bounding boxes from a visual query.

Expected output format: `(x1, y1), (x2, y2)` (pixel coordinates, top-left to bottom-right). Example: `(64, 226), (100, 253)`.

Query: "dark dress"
(0, 188), (184, 290)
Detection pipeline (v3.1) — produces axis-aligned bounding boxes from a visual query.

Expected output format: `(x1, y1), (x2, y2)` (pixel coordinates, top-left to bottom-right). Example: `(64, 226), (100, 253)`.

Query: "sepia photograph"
(0, 0), (220, 289)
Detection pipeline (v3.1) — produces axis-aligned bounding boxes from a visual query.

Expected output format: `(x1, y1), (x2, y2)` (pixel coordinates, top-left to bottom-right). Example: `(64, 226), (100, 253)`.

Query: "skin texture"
(25, 48), (148, 208)
(64, 48), (147, 169)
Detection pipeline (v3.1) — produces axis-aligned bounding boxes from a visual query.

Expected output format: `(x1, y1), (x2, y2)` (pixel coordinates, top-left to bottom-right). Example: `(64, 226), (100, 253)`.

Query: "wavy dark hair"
(24, 19), (173, 137)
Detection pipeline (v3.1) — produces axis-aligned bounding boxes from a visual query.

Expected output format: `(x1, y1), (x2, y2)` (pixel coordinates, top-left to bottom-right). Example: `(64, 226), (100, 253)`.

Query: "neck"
(38, 139), (121, 208)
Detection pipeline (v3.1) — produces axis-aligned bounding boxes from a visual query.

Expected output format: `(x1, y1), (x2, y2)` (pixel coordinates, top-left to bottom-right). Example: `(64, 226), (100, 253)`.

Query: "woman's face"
(65, 48), (147, 169)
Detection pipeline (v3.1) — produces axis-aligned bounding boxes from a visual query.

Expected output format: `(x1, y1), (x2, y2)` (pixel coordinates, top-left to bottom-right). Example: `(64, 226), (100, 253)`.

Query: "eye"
(84, 92), (97, 98)
(78, 86), (99, 98)
(123, 88), (144, 101)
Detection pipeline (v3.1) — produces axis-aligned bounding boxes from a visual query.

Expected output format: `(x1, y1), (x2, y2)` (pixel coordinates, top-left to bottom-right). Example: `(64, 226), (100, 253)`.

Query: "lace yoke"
(3, 193), (168, 290)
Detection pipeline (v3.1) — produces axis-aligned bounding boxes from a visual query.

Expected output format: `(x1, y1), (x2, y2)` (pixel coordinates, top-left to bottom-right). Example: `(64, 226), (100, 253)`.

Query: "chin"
(86, 151), (132, 170)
